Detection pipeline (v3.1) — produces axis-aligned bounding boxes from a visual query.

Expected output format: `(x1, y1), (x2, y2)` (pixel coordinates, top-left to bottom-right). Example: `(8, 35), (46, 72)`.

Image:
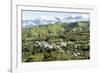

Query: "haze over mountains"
(22, 10), (90, 28)
(23, 16), (89, 26)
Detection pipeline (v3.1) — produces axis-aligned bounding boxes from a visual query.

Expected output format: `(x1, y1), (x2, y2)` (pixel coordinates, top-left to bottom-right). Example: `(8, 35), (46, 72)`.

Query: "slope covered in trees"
(22, 21), (90, 62)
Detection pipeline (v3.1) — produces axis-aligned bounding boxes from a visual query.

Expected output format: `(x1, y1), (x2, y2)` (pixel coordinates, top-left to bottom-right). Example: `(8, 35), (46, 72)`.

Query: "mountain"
(68, 21), (89, 32)
(22, 15), (89, 28)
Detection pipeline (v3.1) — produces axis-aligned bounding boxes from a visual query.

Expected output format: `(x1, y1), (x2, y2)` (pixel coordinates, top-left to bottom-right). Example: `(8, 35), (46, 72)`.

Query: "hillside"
(22, 21), (90, 62)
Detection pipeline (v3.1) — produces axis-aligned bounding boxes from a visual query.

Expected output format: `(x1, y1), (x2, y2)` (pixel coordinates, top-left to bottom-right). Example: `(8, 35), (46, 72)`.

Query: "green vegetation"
(22, 21), (90, 62)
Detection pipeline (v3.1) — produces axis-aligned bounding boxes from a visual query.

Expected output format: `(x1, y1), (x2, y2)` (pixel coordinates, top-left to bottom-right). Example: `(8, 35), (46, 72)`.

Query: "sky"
(22, 10), (90, 20)
(22, 10), (90, 26)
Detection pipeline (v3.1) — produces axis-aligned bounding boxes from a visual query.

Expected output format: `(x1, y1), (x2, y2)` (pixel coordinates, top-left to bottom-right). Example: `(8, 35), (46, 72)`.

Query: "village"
(33, 40), (82, 57)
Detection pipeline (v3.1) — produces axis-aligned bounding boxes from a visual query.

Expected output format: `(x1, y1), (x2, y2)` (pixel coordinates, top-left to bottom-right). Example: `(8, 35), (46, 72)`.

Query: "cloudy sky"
(22, 10), (90, 26)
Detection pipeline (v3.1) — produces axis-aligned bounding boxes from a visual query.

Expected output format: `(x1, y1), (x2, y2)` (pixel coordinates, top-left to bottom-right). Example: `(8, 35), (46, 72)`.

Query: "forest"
(22, 21), (90, 62)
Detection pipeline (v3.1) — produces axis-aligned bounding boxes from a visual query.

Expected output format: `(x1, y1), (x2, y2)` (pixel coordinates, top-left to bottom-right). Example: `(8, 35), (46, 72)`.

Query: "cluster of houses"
(33, 41), (81, 57)
(35, 41), (68, 50)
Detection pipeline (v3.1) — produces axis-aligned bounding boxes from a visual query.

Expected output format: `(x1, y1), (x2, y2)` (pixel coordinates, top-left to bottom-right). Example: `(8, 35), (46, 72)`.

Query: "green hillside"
(22, 21), (90, 62)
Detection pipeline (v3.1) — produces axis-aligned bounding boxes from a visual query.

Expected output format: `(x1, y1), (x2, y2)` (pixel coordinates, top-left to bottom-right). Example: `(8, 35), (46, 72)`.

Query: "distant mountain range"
(22, 15), (89, 28)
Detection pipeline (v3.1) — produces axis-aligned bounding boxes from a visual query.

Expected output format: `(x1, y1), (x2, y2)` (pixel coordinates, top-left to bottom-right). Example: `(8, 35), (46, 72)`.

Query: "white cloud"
(40, 15), (56, 21)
